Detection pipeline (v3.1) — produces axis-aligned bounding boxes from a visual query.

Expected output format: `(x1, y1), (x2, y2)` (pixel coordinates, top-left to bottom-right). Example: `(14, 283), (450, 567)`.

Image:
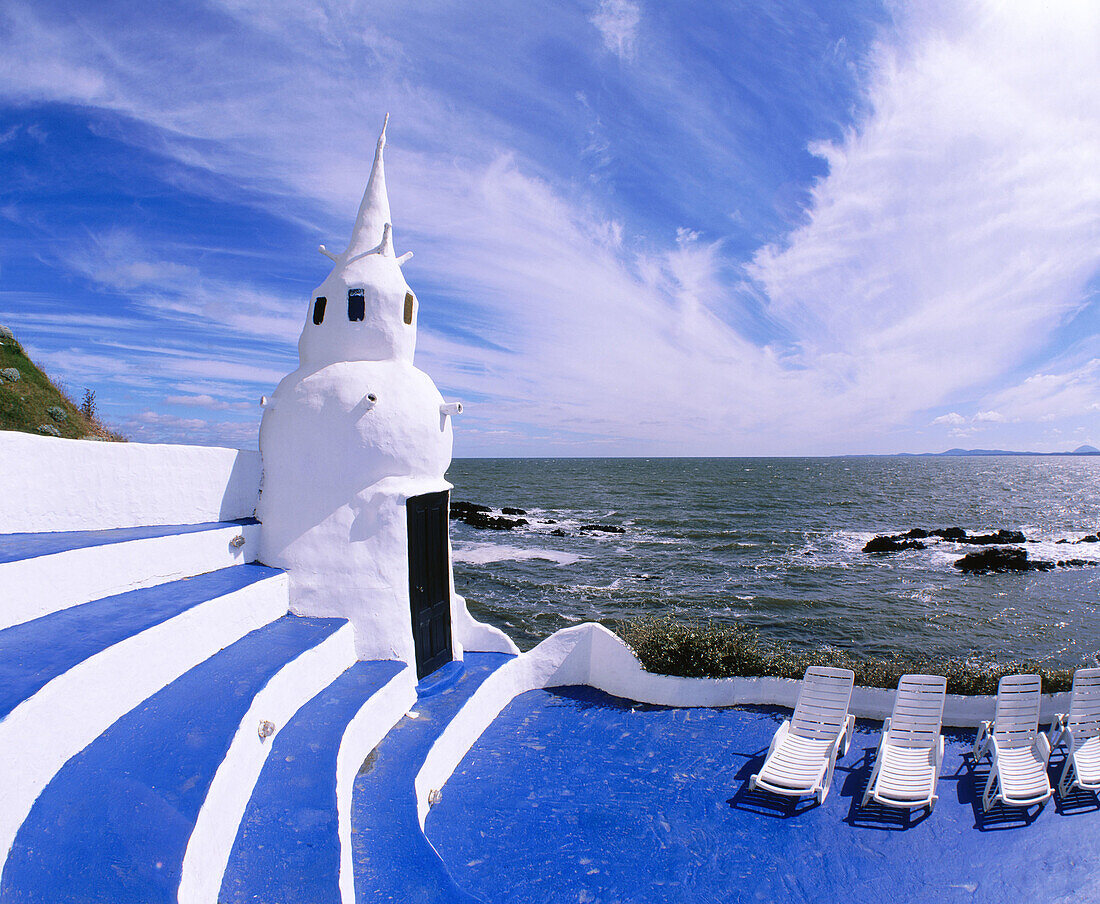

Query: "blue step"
(0, 518), (259, 565)
(350, 653), (513, 904)
(0, 614), (346, 904)
(219, 660), (408, 904)
(0, 564), (282, 722)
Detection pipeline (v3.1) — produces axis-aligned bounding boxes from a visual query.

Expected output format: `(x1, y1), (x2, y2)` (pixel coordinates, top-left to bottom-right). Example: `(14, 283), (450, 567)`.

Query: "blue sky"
(0, 0), (1097, 455)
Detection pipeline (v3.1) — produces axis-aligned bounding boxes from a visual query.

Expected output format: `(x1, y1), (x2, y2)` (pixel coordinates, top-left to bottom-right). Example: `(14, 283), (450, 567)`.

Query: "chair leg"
(1058, 757), (1075, 799)
(982, 769), (998, 812)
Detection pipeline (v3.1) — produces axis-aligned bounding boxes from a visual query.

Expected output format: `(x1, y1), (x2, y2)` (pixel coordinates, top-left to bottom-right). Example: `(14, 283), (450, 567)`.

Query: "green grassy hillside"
(0, 328), (124, 441)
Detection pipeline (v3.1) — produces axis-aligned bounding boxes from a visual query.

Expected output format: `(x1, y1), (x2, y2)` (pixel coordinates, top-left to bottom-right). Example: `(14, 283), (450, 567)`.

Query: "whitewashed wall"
(0, 433), (261, 532)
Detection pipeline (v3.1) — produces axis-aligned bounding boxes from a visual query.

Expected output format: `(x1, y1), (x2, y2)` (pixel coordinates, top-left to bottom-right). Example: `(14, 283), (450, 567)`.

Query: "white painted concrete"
(257, 118), (506, 666)
(0, 570), (289, 875)
(0, 521), (261, 631)
(178, 621), (357, 904)
(416, 622), (1074, 827)
(336, 665), (418, 904)
(0, 432), (260, 533)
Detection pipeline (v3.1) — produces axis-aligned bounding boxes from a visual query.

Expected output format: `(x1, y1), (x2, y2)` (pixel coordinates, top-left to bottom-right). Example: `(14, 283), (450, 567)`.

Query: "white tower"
(257, 116), (515, 674)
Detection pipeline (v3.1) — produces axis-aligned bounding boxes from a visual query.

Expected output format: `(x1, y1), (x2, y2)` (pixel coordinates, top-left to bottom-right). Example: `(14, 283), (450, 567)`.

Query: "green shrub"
(614, 616), (1076, 696)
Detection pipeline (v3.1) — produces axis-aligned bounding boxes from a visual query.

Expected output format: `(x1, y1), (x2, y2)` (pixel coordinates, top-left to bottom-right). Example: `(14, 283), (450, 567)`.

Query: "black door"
(407, 491), (453, 679)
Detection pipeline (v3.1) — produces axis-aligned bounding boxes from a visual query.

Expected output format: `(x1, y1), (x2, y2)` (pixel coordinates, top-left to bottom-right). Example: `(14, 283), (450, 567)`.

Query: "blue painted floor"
(220, 659), (408, 904)
(350, 652), (513, 904)
(428, 687), (1100, 904)
(0, 564), (281, 721)
(0, 614), (345, 904)
(0, 517), (258, 564)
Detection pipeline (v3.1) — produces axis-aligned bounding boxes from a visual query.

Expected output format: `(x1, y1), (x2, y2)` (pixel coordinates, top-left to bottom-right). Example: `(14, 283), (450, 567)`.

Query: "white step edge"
(337, 666), (418, 904)
(0, 521), (261, 631)
(0, 570), (289, 875)
(177, 620), (358, 904)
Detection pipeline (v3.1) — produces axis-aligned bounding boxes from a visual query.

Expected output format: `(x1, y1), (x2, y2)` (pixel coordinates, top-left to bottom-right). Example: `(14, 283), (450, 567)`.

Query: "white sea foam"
(452, 543), (582, 566)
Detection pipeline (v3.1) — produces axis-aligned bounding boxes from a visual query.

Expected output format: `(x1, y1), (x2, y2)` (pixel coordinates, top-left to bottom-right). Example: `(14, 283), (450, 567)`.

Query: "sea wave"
(452, 543), (582, 567)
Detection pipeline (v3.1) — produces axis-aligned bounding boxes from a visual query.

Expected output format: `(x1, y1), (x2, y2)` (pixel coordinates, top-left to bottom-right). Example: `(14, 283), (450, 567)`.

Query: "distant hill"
(900, 447), (1099, 457)
(0, 326), (124, 441)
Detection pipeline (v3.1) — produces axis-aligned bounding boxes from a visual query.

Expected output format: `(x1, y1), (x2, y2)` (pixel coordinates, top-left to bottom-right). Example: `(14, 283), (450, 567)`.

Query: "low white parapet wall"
(416, 622), (1071, 827)
(0, 432), (261, 532)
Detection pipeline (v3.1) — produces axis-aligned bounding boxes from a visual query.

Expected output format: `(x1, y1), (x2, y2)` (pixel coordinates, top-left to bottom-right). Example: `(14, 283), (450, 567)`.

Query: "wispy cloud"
(590, 0), (641, 60)
(0, 0), (1096, 453)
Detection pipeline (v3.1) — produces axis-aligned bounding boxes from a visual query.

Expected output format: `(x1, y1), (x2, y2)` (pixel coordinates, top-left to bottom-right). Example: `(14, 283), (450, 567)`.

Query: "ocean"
(445, 456), (1100, 667)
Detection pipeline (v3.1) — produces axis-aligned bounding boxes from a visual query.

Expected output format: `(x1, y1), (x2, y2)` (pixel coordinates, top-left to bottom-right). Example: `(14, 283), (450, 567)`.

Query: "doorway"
(407, 491), (453, 679)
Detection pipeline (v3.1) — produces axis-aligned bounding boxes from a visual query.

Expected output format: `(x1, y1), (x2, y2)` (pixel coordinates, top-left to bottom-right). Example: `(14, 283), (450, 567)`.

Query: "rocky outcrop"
(863, 536), (926, 553)
(864, 526), (1027, 554)
(953, 547), (1053, 573)
(449, 501), (527, 530)
(450, 501), (490, 520)
(579, 523), (626, 534)
(501, 507), (527, 516)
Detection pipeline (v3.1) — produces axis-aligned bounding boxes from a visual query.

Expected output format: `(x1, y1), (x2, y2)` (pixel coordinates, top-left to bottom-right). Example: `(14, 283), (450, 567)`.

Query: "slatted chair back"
(790, 666), (855, 742)
(993, 674), (1042, 748)
(1067, 668), (1100, 740)
(885, 674), (947, 749)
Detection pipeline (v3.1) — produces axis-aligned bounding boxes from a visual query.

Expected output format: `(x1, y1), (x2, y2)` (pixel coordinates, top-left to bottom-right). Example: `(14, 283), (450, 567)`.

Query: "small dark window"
(348, 288), (365, 322)
(403, 292), (415, 325)
(312, 296), (327, 325)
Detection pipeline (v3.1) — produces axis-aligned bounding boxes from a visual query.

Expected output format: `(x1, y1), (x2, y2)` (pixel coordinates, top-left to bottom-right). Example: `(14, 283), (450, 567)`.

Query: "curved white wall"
(0, 433), (261, 533)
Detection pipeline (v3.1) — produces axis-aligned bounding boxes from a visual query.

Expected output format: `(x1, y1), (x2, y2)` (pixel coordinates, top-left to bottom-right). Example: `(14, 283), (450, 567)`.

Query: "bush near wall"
(614, 616), (1076, 696)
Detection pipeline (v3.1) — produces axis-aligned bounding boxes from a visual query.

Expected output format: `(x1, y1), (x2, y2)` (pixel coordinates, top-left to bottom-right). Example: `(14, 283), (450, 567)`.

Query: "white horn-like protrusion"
(378, 223), (394, 257)
(397, 251), (413, 265)
(318, 244), (338, 261)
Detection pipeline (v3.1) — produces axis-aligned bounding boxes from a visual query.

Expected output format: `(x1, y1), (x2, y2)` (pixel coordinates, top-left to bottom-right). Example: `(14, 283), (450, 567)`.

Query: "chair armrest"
(972, 721), (992, 760)
(766, 720), (791, 759)
(935, 734), (945, 770)
(1035, 731), (1052, 765)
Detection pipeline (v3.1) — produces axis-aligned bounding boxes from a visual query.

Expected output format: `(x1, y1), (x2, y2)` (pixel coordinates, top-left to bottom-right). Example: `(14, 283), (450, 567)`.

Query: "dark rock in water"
(1057, 559), (1099, 568)
(863, 536), (927, 553)
(1057, 539), (1070, 544)
(1080, 535), (1099, 543)
(550, 528), (567, 537)
(579, 523), (625, 534)
(466, 511), (527, 530)
(501, 506), (527, 516)
(450, 501), (491, 521)
(932, 527), (968, 541)
(960, 529), (1026, 545)
(902, 528), (929, 539)
(954, 547), (1053, 573)
(539, 518), (557, 524)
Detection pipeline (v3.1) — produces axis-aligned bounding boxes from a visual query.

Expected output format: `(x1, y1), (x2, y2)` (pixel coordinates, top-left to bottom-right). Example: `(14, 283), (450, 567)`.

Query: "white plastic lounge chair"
(750, 666), (856, 804)
(862, 674), (947, 811)
(972, 674), (1052, 811)
(1048, 667), (1100, 799)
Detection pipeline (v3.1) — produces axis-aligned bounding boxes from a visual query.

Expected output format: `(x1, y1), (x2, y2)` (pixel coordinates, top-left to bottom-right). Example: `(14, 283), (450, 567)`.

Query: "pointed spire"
(343, 114), (393, 260)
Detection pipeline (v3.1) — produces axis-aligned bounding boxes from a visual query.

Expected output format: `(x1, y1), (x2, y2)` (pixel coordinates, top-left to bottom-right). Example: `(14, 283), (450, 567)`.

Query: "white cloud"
(748, 0), (1100, 436)
(590, 0), (641, 60)
(974, 410), (1005, 423)
(990, 359), (1100, 424)
(932, 412), (966, 426)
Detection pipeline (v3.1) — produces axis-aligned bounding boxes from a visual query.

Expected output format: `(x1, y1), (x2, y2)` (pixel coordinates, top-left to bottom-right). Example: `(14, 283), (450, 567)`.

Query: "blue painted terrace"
(427, 687), (1100, 904)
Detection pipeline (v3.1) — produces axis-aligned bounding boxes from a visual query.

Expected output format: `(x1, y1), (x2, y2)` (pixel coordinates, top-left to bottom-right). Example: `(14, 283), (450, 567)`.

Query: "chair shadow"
(726, 751), (820, 819)
(840, 746), (933, 831)
(957, 751), (1046, 830)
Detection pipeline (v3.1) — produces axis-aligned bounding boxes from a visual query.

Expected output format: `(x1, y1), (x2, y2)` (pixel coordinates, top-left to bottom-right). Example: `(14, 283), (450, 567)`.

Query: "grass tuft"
(614, 616), (1076, 696)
